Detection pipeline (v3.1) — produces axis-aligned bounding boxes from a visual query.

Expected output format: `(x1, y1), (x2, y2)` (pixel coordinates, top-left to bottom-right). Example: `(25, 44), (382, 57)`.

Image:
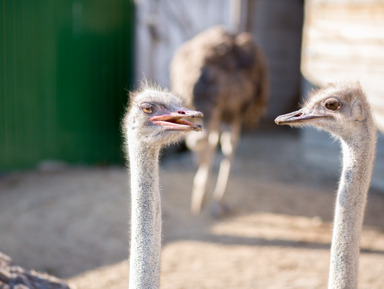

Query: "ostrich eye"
(324, 98), (342, 111)
(140, 103), (157, 114)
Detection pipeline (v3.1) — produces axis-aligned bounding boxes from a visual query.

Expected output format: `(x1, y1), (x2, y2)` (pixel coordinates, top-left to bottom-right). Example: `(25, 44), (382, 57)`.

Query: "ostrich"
(0, 252), (70, 289)
(170, 26), (268, 216)
(275, 82), (377, 289)
(122, 84), (203, 288)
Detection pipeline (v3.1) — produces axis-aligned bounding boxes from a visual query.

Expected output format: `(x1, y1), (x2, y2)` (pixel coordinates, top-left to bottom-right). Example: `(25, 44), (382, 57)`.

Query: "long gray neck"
(328, 126), (376, 289)
(128, 134), (162, 289)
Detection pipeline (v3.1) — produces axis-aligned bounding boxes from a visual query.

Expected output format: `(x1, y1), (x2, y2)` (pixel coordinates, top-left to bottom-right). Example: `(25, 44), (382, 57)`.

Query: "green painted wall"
(0, 0), (135, 171)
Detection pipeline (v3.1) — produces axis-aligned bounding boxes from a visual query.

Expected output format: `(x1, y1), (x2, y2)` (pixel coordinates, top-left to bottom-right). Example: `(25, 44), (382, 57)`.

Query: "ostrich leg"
(191, 129), (220, 214)
(211, 118), (241, 217)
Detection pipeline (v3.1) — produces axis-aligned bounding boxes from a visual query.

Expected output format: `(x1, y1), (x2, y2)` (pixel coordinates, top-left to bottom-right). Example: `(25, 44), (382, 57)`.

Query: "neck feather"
(328, 126), (376, 289)
(127, 135), (162, 289)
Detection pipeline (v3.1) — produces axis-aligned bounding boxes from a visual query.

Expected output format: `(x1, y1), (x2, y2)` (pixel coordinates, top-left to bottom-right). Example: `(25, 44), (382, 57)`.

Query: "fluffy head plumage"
(275, 82), (374, 139)
(123, 84), (203, 147)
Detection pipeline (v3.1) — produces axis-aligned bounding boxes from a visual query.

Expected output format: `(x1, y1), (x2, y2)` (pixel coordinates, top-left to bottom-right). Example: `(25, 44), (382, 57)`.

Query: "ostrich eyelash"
(140, 103), (157, 114)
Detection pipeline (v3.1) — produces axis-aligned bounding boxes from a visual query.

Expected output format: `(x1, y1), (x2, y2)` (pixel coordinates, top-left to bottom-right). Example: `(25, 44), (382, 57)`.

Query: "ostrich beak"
(150, 108), (204, 131)
(275, 108), (328, 125)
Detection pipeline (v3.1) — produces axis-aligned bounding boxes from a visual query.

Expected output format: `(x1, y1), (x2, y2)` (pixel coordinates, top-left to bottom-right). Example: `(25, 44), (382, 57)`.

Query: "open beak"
(150, 108), (204, 131)
(275, 108), (328, 126)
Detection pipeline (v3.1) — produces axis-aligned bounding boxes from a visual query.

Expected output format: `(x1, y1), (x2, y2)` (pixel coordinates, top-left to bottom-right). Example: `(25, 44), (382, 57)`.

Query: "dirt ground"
(1, 128), (384, 289)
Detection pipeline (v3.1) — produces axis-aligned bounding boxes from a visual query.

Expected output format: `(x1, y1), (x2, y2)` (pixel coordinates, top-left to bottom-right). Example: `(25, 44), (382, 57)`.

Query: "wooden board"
(301, 0), (384, 131)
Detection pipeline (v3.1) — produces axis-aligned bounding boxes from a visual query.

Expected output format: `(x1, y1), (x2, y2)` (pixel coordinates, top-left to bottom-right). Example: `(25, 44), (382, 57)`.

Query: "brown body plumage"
(171, 26), (268, 127)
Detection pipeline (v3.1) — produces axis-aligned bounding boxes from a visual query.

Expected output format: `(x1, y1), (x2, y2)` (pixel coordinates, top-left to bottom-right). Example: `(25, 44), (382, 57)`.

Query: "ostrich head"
(124, 85), (203, 146)
(275, 82), (373, 139)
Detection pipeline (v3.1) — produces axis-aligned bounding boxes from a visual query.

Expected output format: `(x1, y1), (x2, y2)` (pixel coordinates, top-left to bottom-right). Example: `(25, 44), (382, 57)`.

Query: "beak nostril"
(294, 112), (303, 117)
(178, 110), (186, 115)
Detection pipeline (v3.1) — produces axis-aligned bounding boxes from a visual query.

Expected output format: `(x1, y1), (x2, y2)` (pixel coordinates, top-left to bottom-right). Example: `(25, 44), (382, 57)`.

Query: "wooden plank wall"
(301, 0), (384, 190)
(301, 0), (384, 131)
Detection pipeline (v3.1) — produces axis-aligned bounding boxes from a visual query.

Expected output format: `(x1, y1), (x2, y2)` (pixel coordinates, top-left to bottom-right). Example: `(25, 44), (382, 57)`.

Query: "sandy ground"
(1, 128), (384, 289)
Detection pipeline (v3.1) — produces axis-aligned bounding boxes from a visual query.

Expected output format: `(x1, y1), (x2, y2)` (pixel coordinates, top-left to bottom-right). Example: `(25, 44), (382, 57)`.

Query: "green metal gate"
(1, 0), (135, 171)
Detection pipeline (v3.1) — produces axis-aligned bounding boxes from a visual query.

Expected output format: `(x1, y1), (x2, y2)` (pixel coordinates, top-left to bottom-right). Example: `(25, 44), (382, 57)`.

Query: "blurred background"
(2, 0), (384, 187)
(1, 0), (384, 288)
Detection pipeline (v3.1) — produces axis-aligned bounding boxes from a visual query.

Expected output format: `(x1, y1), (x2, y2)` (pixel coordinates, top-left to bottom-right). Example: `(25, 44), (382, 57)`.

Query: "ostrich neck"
(329, 127), (376, 289)
(128, 137), (162, 289)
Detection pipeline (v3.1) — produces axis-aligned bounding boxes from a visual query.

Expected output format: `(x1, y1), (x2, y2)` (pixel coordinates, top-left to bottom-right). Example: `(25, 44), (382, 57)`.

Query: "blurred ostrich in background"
(170, 26), (268, 216)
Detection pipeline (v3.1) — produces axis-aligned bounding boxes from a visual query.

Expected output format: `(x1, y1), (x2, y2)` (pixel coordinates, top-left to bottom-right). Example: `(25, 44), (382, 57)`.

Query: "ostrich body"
(123, 84), (203, 289)
(275, 82), (377, 289)
(171, 26), (268, 215)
